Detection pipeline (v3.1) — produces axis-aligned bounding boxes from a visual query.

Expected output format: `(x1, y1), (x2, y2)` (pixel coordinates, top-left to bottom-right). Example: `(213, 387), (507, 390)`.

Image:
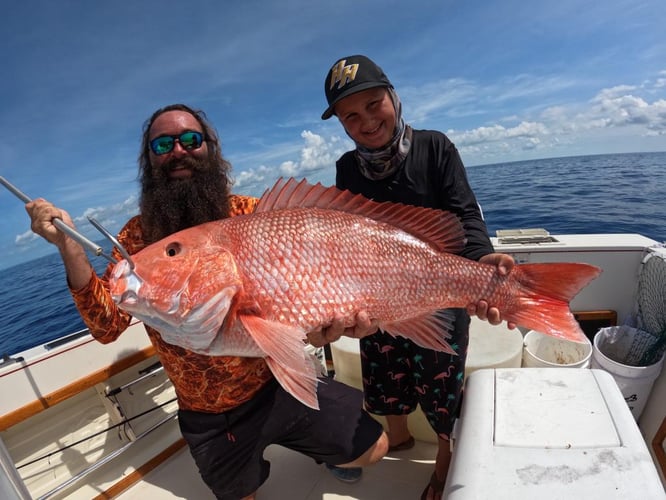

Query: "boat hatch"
(496, 228), (559, 244)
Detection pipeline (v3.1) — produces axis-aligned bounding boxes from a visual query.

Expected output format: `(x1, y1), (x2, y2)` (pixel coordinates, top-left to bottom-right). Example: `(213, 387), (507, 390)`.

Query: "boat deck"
(117, 438), (438, 499)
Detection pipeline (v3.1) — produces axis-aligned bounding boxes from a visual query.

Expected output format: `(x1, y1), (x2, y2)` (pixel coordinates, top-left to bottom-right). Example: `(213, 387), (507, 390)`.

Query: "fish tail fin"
(240, 315), (320, 409)
(504, 263), (602, 342)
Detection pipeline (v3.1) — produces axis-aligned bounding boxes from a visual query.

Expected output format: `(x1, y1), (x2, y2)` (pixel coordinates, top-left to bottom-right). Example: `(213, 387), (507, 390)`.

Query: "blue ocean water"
(0, 152), (664, 356)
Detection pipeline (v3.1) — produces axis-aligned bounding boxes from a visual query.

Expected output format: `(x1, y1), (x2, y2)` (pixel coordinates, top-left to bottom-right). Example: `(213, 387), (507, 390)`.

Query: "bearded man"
(26, 103), (388, 500)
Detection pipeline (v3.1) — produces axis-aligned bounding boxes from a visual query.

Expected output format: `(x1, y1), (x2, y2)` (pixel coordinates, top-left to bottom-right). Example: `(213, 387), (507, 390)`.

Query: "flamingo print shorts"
(359, 308), (469, 438)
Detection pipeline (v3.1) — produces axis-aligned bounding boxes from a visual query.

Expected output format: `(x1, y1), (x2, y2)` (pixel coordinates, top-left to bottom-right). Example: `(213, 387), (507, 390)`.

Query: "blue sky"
(1, 0), (665, 269)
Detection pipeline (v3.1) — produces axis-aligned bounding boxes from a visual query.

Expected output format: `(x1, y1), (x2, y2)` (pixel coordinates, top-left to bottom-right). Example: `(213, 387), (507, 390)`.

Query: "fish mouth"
(110, 260), (144, 307)
(118, 289), (139, 306)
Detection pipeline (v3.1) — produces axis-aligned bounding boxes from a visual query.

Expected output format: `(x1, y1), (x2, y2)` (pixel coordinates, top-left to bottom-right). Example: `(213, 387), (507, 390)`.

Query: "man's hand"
(25, 198), (94, 290)
(467, 253), (517, 329)
(307, 311), (378, 347)
(26, 198), (76, 248)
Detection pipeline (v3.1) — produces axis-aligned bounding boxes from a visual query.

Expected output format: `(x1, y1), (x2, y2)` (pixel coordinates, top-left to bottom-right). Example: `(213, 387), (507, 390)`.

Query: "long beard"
(140, 156), (230, 243)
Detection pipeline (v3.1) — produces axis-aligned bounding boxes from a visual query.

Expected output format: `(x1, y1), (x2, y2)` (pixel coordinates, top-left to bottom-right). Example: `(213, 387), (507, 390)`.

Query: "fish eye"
(165, 242), (182, 257)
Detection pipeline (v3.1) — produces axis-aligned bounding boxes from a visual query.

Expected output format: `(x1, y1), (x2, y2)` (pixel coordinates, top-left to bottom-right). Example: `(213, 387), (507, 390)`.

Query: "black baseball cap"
(321, 55), (392, 120)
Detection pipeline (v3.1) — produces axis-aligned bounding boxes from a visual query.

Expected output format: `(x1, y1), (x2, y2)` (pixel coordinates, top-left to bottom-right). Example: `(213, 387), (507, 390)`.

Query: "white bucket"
(522, 330), (592, 368)
(465, 318), (523, 378)
(591, 329), (665, 420)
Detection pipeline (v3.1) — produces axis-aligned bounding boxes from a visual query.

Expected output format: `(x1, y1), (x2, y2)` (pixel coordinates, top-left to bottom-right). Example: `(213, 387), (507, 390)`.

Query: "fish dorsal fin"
(256, 177), (466, 254)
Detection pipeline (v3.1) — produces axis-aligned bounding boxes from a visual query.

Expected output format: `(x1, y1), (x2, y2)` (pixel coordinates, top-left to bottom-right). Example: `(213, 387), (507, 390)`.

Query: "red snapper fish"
(109, 178), (601, 409)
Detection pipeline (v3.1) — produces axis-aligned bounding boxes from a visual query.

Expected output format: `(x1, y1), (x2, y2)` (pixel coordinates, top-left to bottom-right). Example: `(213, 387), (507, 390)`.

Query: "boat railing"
(0, 438), (31, 500)
(0, 328), (91, 369)
(0, 354), (24, 368)
(1, 343), (181, 498)
(43, 328), (91, 350)
(105, 361), (164, 398)
(35, 412), (177, 500)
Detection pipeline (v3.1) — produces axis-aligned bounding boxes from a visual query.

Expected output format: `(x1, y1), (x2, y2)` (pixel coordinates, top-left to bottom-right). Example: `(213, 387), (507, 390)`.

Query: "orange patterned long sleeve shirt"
(70, 194), (273, 413)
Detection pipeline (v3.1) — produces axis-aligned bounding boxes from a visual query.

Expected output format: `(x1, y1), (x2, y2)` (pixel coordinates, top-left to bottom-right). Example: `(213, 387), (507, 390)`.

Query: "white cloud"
(284, 131), (350, 174)
(589, 93), (666, 132)
(231, 131), (352, 195)
(15, 230), (39, 246)
(438, 77), (666, 162)
(450, 121), (548, 146)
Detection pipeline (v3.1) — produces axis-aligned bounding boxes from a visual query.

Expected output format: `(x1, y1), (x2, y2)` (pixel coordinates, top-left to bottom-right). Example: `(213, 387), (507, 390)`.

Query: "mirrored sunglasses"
(150, 131), (204, 155)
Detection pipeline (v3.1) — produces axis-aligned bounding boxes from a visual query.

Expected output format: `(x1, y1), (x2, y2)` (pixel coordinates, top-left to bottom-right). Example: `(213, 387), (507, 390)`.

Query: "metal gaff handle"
(0, 175), (119, 265)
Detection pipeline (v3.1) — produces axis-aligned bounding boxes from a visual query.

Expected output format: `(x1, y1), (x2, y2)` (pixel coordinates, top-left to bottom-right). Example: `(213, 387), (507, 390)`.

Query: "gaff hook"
(0, 175), (134, 269)
(87, 216), (135, 269)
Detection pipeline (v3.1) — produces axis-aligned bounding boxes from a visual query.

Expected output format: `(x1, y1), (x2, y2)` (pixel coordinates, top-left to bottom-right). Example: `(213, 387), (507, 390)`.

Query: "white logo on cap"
(329, 60), (359, 90)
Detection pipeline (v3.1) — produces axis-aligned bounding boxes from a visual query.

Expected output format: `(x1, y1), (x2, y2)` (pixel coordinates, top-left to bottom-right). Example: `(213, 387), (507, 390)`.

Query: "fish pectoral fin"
(239, 315), (320, 409)
(381, 311), (458, 355)
(239, 315), (308, 364)
(265, 357), (320, 410)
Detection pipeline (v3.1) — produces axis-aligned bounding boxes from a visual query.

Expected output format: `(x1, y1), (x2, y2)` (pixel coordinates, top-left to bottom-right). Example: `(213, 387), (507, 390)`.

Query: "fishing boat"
(1, 230), (665, 499)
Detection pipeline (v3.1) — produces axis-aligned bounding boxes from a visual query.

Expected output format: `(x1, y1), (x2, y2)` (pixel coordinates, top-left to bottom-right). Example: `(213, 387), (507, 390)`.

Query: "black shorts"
(179, 378), (384, 499)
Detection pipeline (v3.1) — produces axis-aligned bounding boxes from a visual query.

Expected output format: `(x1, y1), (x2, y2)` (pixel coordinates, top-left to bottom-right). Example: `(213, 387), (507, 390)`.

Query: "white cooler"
(444, 368), (665, 499)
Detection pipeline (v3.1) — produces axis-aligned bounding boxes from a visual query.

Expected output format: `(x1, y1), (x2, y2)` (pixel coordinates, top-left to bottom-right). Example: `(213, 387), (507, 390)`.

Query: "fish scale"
(236, 209), (443, 326)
